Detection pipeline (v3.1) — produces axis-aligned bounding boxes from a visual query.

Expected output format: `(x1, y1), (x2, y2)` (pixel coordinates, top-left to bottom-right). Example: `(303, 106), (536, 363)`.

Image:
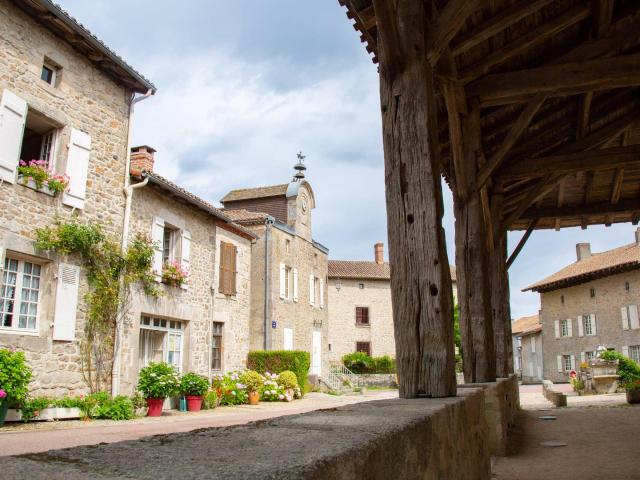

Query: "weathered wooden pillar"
(374, 0), (456, 398)
(454, 103), (496, 384)
(490, 192), (513, 377)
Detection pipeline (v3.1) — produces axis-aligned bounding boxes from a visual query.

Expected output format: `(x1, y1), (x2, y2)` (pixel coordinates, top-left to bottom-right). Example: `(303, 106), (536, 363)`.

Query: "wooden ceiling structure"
(338, 0), (640, 398)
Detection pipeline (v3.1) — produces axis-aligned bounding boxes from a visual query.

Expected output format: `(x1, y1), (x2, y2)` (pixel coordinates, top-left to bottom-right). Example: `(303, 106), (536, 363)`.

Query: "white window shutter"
(53, 263), (80, 341)
(570, 355), (576, 371)
(279, 263), (286, 299)
(530, 336), (536, 353)
(630, 305), (640, 329)
(566, 318), (573, 337)
(309, 275), (315, 305)
(63, 128), (91, 209)
(591, 313), (597, 335)
(622, 307), (629, 330)
(151, 217), (164, 281)
(0, 90), (27, 183)
(320, 279), (324, 308)
(580, 352), (586, 364)
(557, 356), (563, 373)
(293, 268), (298, 302)
(554, 320), (560, 338)
(622, 346), (630, 358)
(577, 315), (583, 337)
(284, 328), (293, 350)
(180, 230), (191, 290)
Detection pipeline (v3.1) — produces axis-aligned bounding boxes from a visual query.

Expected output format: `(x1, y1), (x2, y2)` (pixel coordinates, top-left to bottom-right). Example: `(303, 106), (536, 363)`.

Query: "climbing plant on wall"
(36, 220), (159, 393)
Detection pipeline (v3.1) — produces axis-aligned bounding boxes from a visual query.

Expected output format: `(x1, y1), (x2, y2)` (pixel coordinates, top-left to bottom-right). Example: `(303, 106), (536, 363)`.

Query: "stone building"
(221, 161), (329, 378)
(327, 243), (457, 362)
(511, 314), (542, 384)
(114, 147), (255, 395)
(0, 0), (155, 396)
(525, 229), (640, 383)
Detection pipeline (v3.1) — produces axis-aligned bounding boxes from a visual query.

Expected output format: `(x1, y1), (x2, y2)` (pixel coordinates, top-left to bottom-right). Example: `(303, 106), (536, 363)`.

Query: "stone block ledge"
(0, 386), (513, 480)
(542, 380), (568, 407)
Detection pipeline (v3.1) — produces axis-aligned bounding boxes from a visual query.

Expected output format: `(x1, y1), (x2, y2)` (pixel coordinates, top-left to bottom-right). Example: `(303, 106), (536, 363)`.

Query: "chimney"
(576, 243), (591, 261)
(130, 145), (156, 177)
(636, 227), (640, 245)
(374, 243), (384, 265)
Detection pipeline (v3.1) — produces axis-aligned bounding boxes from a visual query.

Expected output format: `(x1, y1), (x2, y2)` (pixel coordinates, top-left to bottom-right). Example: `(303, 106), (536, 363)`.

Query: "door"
(284, 328), (293, 351)
(311, 330), (322, 376)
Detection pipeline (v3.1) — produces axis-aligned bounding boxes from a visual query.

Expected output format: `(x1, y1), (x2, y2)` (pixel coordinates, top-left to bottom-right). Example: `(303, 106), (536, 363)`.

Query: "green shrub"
(19, 396), (51, 422)
(212, 372), (248, 406)
(247, 350), (310, 390)
(137, 362), (179, 399)
(277, 371), (299, 389)
(0, 349), (32, 406)
(91, 395), (134, 420)
(342, 353), (396, 374)
(180, 372), (210, 396)
(240, 370), (264, 393)
(372, 355), (396, 374)
(202, 390), (218, 410)
(601, 350), (640, 388)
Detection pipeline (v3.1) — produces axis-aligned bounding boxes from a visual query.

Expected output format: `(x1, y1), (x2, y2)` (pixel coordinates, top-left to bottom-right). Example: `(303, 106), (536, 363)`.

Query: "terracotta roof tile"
(222, 209), (270, 224)
(221, 184), (289, 203)
(524, 241), (640, 292)
(329, 261), (457, 282)
(512, 314), (541, 336)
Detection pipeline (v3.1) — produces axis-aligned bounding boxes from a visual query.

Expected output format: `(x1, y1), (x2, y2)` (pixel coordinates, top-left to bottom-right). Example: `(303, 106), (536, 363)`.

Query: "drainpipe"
(264, 217), (274, 350)
(111, 89), (154, 397)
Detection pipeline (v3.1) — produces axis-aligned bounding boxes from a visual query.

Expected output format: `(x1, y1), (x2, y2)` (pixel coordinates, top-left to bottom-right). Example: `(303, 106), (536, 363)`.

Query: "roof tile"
(221, 184), (289, 203)
(512, 314), (541, 336)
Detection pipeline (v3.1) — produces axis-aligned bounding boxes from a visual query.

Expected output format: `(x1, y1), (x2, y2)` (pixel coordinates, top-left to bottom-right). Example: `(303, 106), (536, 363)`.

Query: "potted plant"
(179, 372), (210, 412)
(240, 370), (264, 405)
(137, 362), (179, 417)
(0, 348), (32, 426)
(626, 379), (640, 404)
(277, 371), (299, 402)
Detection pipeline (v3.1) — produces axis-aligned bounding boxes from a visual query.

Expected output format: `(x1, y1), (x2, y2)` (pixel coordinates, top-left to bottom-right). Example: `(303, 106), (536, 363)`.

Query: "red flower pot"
(146, 398), (164, 417)
(186, 395), (203, 412)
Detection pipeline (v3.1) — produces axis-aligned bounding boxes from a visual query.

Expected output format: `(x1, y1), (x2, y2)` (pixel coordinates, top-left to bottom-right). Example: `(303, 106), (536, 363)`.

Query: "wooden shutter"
(577, 315), (583, 337)
(622, 307), (629, 330)
(230, 244), (237, 295)
(293, 268), (298, 302)
(580, 352), (586, 363)
(530, 336), (536, 353)
(279, 263), (286, 299)
(53, 263), (80, 341)
(319, 279), (324, 308)
(151, 217), (164, 281)
(63, 128), (91, 209)
(629, 305), (640, 329)
(566, 318), (573, 337)
(0, 89), (27, 183)
(309, 275), (315, 305)
(591, 313), (597, 335)
(219, 242), (235, 295)
(557, 356), (563, 373)
(622, 346), (630, 358)
(570, 355), (576, 371)
(218, 242), (227, 294)
(180, 230), (191, 290)
(554, 320), (560, 338)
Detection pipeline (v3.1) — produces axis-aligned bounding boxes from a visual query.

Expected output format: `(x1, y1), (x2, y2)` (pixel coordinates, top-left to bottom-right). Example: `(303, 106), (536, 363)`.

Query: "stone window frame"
(211, 322), (224, 372)
(355, 306), (370, 327)
(356, 341), (371, 356)
(139, 316), (185, 373)
(629, 345), (640, 364)
(19, 106), (63, 174)
(0, 254), (43, 335)
(560, 318), (570, 337)
(562, 354), (572, 372)
(40, 57), (62, 88)
(582, 314), (595, 336)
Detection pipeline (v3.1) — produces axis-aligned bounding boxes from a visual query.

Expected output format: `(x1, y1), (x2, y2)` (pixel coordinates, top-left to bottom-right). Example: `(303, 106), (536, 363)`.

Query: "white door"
(311, 330), (322, 376)
(284, 328), (293, 351)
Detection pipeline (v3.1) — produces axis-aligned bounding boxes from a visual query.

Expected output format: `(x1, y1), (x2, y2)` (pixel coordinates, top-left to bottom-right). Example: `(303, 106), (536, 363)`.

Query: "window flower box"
(161, 261), (189, 288)
(17, 160), (69, 197)
(5, 406), (81, 422)
(17, 174), (56, 197)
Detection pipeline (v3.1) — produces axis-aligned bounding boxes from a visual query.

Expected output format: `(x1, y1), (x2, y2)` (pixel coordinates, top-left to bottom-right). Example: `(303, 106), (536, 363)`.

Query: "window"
(1, 257), (41, 331)
(560, 318), (570, 337)
(211, 322), (223, 371)
(356, 341), (371, 356)
(40, 60), (59, 86)
(162, 226), (178, 265)
(285, 239), (290, 254)
(530, 336), (536, 353)
(516, 336), (522, 349)
(563, 355), (572, 372)
(590, 288), (596, 298)
(284, 266), (292, 299)
(139, 316), (184, 371)
(585, 351), (596, 362)
(19, 109), (59, 170)
(358, 283), (365, 290)
(355, 307), (370, 326)
(625, 281), (630, 292)
(583, 314), (594, 336)
(218, 242), (237, 296)
(629, 345), (640, 364)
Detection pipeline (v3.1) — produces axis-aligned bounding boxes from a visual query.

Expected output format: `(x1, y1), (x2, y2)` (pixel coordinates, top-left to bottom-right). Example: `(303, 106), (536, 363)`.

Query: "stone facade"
(513, 331), (543, 384)
(0, 0), (144, 396)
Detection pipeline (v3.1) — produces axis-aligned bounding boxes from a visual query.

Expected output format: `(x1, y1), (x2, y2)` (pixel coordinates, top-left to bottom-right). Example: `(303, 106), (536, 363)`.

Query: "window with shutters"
(355, 307), (370, 326)
(139, 316), (184, 372)
(284, 266), (292, 299)
(218, 242), (237, 296)
(18, 108), (60, 171)
(211, 322), (223, 371)
(1, 256), (41, 332)
(162, 225), (178, 265)
(560, 318), (570, 337)
(562, 355), (572, 372)
(629, 345), (640, 364)
(583, 314), (594, 336)
(356, 341), (371, 356)
(585, 351), (596, 362)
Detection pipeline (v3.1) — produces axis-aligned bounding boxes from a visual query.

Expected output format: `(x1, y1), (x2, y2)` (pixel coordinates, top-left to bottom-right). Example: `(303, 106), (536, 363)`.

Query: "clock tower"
(286, 153), (315, 242)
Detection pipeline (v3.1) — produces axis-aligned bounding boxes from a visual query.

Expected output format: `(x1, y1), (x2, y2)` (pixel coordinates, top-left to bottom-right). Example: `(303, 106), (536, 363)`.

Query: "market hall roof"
(12, 0), (155, 93)
(339, 0), (640, 232)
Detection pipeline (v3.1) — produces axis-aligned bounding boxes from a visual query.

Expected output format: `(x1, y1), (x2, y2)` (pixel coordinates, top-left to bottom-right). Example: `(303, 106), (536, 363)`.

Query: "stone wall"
(355, 373), (397, 387)
(0, 0), (133, 396)
(540, 270), (640, 383)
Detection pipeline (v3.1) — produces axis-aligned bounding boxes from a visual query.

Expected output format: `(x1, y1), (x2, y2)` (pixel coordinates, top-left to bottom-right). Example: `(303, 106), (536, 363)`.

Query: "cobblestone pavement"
(0, 390), (398, 456)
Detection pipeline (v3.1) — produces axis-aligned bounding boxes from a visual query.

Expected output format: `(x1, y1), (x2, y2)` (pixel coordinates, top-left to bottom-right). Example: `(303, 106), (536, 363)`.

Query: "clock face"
(301, 196), (308, 212)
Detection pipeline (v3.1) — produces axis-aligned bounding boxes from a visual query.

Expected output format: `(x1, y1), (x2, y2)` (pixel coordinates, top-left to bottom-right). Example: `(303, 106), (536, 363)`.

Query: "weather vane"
(297, 151), (306, 162)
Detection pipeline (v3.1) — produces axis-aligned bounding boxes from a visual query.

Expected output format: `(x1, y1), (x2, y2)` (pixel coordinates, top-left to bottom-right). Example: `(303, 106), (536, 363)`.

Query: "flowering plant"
(137, 362), (179, 399)
(261, 372), (286, 402)
(240, 370), (264, 393)
(47, 173), (70, 194)
(180, 372), (210, 396)
(0, 348), (32, 406)
(0, 389), (6, 400)
(212, 372), (248, 405)
(17, 160), (70, 194)
(162, 261), (189, 287)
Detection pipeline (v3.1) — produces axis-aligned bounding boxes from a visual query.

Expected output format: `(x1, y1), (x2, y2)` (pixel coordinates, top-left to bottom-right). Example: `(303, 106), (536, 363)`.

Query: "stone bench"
(542, 380), (567, 407)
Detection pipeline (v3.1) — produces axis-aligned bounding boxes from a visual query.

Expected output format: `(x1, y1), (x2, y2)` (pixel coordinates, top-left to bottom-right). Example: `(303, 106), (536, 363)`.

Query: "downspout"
(264, 217), (274, 350)
(112, 89), (154, 397)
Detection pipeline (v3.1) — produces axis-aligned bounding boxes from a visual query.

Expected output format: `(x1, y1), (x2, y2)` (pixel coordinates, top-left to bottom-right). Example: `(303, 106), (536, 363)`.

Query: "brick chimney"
(576, 243), (591, 261)
(374, 242), (384, 264)
(130, 145), (156, 177)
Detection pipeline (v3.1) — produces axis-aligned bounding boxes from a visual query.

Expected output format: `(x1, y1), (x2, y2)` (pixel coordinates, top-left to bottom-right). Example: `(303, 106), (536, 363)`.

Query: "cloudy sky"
(58, 0), (637, 319)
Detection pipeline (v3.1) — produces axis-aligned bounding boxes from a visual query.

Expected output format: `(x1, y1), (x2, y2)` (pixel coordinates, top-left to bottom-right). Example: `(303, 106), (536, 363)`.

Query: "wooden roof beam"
(576, 92), (593, 139)
(503, 174), (563, 229)
(450, 0), (555, 56)
(427, 0), (484, 65)
(468, 54), (640, 107)
(610, 168), (625, 204)
(506, 219), (538, 269)
(520, 198), (638, 221)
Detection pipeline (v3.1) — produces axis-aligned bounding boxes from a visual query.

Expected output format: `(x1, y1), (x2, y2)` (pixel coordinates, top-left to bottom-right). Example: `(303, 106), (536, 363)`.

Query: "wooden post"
(455, 102), (497, 384)
(374, 0), (456, 398)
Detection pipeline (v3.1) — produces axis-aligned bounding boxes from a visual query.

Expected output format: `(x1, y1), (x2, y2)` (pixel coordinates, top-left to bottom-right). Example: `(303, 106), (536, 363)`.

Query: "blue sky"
(57, 0), (638, 319)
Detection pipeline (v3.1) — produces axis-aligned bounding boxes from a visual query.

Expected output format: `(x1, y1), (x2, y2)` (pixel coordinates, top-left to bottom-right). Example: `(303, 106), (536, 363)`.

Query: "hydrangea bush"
(137, 362), (180, 399)
(212, 372), (248, 406)
(180, 372), (210, 396)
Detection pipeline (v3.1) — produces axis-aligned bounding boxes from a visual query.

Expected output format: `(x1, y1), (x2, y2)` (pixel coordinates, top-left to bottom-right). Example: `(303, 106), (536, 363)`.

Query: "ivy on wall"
(36, 220), (159, 393)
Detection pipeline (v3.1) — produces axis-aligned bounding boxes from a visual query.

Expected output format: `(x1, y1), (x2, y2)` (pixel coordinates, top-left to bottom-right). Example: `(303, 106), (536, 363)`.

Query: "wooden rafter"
(520, 198), (638, 222)
(427, 0), (483, 65)
(506, 219), (538, 269)
(576, 92), (593, 139)
(584, 171), (595, 205)
(503, 174), (563, 229)
(610, 168), (624, 204)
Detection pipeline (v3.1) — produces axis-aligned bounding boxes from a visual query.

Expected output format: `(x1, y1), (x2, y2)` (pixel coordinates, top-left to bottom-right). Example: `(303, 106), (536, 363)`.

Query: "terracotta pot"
(146, 398), (164, 417)
(186, 395), (203, 412)
(248, 390), (260, 405)
(627, 389), (640, 404)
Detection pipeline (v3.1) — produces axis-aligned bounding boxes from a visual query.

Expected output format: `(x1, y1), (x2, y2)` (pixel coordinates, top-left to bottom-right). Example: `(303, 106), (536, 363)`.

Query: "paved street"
(0, 391), (398, 457)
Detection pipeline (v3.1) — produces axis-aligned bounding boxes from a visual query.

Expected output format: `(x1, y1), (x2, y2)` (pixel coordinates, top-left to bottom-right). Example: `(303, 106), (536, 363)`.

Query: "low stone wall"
(542, 380), (567, 407)
(355, 373), (397, 387)
(0, 381), (519, 479)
